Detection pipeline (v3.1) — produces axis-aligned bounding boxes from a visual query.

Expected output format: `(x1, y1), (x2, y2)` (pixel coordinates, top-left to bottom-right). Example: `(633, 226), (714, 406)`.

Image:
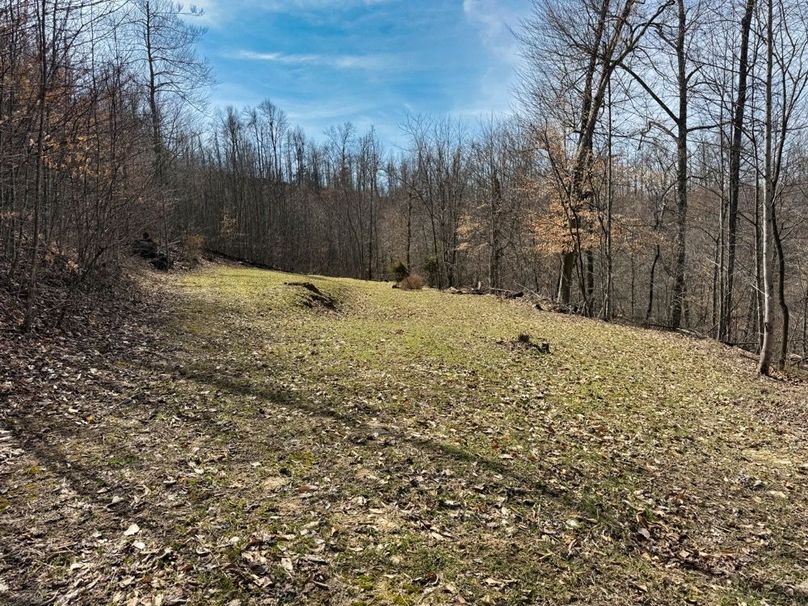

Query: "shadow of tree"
(2, 307), (800, 605)
(157, 358), (565, 501)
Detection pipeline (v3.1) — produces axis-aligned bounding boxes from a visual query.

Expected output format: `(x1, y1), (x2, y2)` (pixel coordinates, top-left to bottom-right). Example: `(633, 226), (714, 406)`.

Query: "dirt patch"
(284, 281), (337, 310)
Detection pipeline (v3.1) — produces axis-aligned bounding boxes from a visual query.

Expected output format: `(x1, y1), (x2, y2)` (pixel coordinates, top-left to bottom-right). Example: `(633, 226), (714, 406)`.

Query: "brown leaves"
(4, 265), (808, 604)
(123, 524), (140, 537)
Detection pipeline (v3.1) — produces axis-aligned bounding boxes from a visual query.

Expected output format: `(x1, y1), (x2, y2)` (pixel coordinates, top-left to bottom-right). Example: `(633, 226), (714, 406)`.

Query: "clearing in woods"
(2, 264), (807, 605)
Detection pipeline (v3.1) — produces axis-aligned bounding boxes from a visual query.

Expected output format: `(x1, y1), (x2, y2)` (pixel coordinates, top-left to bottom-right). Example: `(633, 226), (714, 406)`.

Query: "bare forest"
(3, 2), (808, 603)
(3, 0), (808, 375)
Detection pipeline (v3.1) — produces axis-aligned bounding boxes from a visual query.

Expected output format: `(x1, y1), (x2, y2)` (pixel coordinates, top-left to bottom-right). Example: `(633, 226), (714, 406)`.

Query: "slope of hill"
(2, 264), (807, 605)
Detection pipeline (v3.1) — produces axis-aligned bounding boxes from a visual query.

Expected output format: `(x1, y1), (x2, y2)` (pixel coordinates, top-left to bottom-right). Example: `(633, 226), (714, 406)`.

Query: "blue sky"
(187, 0), (531, 146)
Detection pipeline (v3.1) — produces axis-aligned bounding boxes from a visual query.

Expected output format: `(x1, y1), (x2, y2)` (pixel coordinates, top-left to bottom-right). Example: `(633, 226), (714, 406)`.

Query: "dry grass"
(1, 264), (807, 605)
(396, 274), (426, 290)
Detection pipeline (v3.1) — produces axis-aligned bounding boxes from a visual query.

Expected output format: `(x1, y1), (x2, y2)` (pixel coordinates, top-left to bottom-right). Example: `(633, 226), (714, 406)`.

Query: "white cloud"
(462, 0), (522, 63)
(454, 0), (530, 119)
(184, 0), (393, 23)
(260, 0), (393, 10)
(234, 50), (394, 70)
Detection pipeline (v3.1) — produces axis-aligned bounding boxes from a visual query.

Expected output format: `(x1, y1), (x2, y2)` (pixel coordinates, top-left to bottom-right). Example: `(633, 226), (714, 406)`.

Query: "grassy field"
(2, 264), (807, 605)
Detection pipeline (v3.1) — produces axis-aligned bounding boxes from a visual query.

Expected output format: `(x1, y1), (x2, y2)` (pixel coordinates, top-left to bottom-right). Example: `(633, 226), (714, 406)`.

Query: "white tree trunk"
(758, 0), (775, 375)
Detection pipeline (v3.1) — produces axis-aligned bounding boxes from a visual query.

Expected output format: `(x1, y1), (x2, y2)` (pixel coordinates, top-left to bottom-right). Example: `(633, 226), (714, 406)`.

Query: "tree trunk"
(585, 249), (595, 316)
(489, 171), (502, 290)
(557, 251), (575, 305)
(758, 0), (774, 376)
(669, 0), (688, 330)
(722, 0), (756, 343)
(772, 201), (789, 369)
(646, 245), (660, 322)
(23, 0), (48, 333)
(603, 79), (613, 320)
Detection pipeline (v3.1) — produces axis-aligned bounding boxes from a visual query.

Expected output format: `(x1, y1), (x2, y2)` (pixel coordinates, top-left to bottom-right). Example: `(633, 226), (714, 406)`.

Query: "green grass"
(155, 265), (807, 604)
(6, 264), (804, 605)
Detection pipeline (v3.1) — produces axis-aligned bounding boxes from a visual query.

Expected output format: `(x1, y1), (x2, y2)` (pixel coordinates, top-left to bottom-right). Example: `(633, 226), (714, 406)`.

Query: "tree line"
(0, 0), (207, 329)
(3, 0), (808, 375)
(515, 0), (808, 375)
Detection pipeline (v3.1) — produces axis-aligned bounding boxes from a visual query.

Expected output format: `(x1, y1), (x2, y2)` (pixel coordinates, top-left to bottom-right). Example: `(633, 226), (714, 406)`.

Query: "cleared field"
(2, 264), (807, 605)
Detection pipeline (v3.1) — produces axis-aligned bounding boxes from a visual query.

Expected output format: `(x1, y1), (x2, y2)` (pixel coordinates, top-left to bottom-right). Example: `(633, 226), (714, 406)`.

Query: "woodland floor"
(1, 263), (808, 605)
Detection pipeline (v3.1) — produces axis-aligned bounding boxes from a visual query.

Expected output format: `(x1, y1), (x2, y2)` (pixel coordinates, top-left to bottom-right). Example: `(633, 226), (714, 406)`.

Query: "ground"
(1, 263), (807, 605)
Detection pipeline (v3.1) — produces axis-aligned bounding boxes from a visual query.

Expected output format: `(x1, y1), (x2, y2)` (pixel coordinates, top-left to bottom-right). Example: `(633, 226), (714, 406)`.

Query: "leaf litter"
(1, 263), (806, 605)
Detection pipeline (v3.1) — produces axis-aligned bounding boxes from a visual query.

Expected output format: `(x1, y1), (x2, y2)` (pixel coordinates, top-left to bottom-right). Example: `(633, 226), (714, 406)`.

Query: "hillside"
(2, 264), (807, 605)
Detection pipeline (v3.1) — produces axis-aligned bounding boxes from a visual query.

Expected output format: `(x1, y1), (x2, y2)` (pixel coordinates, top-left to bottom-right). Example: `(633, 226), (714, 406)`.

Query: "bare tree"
(519, 0), (673, 305)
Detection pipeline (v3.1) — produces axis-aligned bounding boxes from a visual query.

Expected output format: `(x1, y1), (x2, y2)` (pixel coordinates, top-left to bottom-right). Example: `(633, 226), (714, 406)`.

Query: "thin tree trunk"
(758, 0), (774, 376)
(772, 202), (789, 369)
(755, 174), (764, 352)
(557, 252), (576, 305)
(23, 0), (49, 333)
(406, 196), (412, 269)
(603, 79), (614, 320)
(586, 249), (595, 316)
(670, 0), (688, 329)
(723, 0), (756, 343)
(646, 245), (660, 322)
